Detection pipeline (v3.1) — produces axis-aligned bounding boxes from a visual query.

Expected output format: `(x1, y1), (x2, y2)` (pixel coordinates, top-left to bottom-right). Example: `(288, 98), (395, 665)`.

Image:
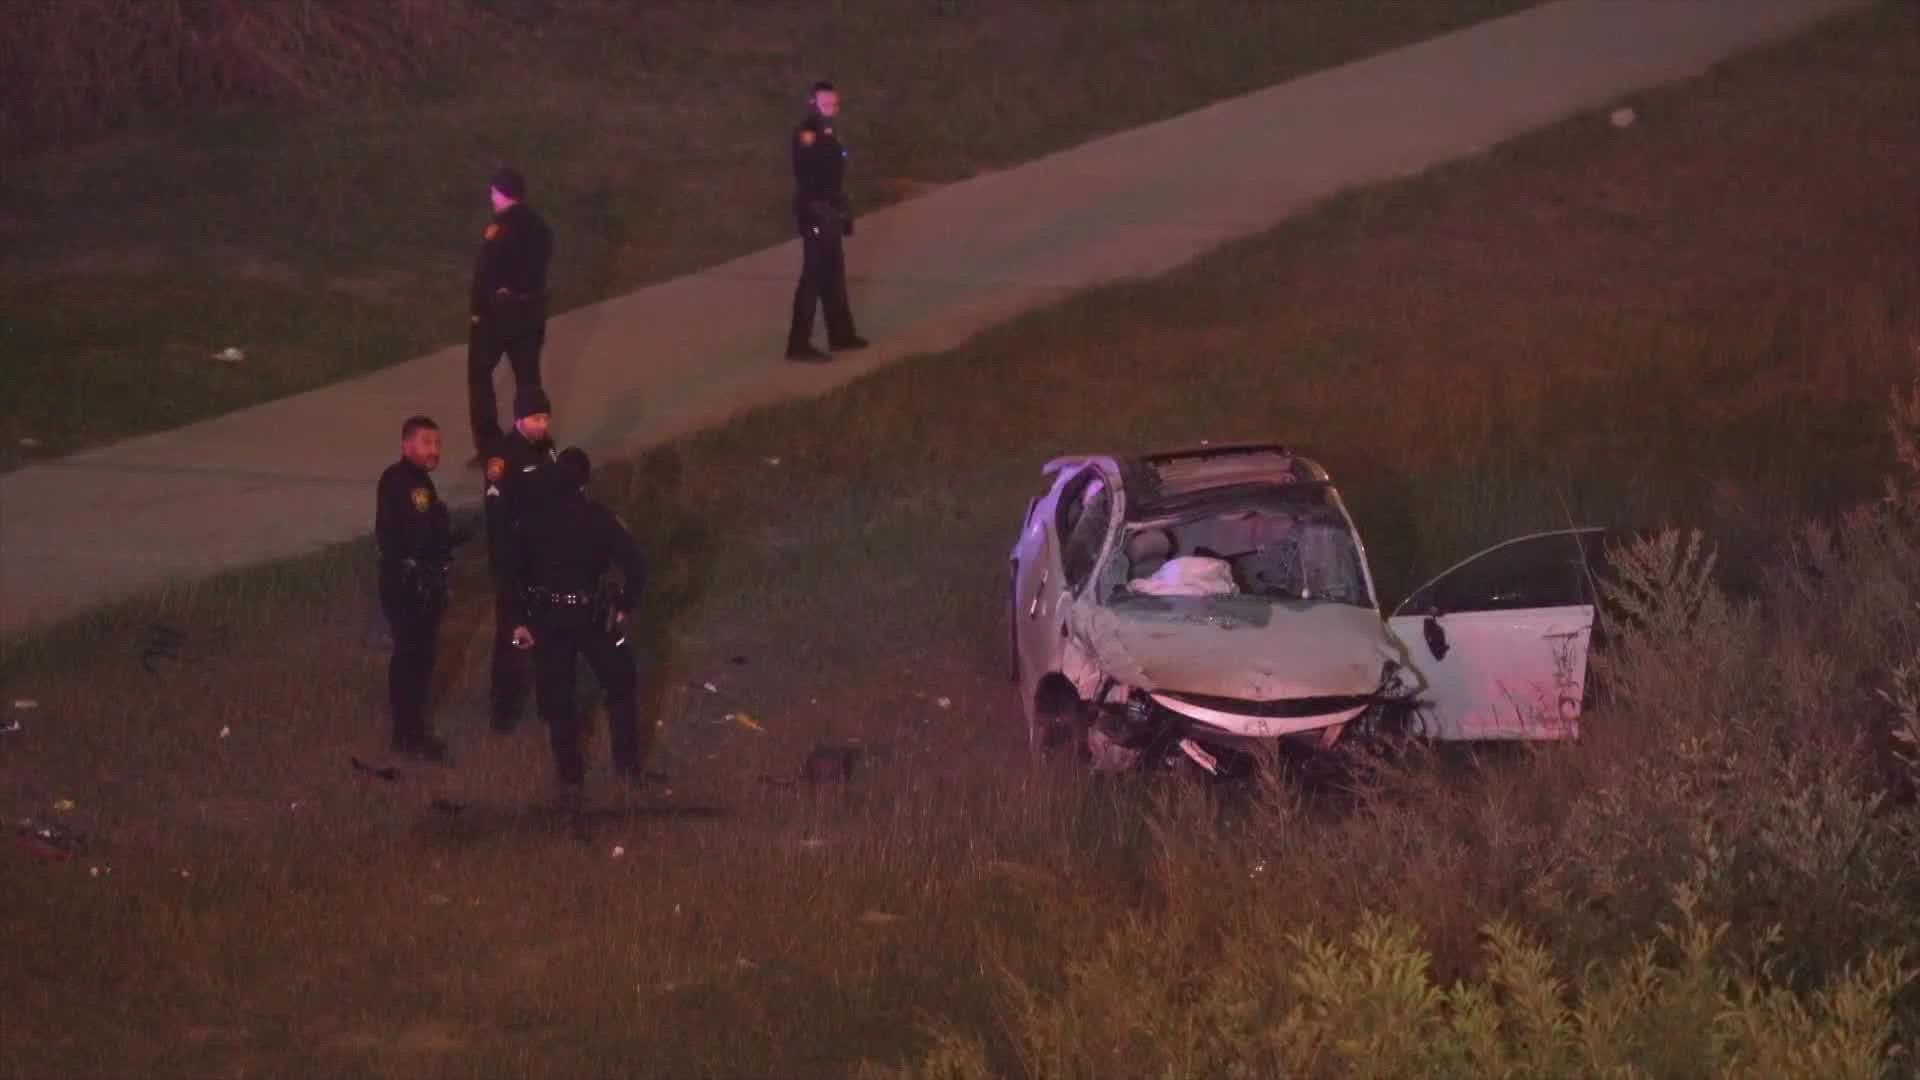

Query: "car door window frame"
(1398, 529), (1606, 617)
(1058, 468), (1116, 596)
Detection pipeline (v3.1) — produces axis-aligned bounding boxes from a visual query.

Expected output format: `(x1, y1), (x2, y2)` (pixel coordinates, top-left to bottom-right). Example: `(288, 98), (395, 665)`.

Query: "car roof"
(1116, 443), (1332, 518)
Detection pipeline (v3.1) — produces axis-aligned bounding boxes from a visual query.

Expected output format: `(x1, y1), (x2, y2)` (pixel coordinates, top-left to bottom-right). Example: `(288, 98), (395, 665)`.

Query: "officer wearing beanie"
(468, 165), (554, 459)
(482, 384), (558, 730)
(505, 447), (649, 802)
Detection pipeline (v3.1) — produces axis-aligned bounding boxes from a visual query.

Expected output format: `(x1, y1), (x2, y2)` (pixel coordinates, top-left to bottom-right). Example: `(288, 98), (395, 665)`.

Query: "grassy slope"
(2, 4), (1917, 1077)
(0, 0), (1532, 468)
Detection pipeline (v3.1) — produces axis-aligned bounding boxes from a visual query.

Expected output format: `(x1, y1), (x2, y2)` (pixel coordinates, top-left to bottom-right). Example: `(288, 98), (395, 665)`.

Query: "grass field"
(0, 0), (1535, 470)
(4, 4), (1919, 1076)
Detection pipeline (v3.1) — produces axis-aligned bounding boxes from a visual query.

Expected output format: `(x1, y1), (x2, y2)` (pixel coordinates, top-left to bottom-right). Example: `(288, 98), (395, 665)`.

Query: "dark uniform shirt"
(375, 458), (452, 569)
(483, 430), (558, 576)
(505, 489), (647, 626)
(792, 111), (850, 231)
(471, 202), (554, 322)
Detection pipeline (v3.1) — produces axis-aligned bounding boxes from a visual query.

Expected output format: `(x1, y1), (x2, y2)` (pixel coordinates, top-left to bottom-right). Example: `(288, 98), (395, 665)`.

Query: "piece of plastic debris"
(90, 865), (102, 878)
(673, 904), (682, 915)
(16, 818), (86, 861)
(611, 845), (626, 858)
(289, 801), (304, 811)
(218, 725), (231, 739)
(12, 699), (36, 710)
(858, 910), (904, 926)
(349, 756), (400, 781)
(1177, 737), (1220, 775)
(1610, 106), (1637, 128)
(935, 697), (952, 710)
(51, 798), (75, 812)
(18, 437), (40, 448)
(764, 457), (782, 467)
(732, 712), (765, 734)
(212, 347), (246, 364)
(701, 682), (719, 694)
(175, 868), (193, 880)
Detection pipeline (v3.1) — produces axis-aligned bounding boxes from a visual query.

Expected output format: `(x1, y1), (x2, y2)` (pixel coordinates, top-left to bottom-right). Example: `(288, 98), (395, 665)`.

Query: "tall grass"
(2, 0), (470, 148)
(873, 377), (1920, 1079)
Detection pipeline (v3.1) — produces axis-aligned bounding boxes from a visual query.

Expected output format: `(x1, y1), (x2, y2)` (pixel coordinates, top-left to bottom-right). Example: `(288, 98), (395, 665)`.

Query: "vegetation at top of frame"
(0, 0), (1535, 467)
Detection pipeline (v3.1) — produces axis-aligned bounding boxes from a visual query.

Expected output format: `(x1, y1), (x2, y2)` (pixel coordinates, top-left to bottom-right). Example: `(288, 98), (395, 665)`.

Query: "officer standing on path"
(375, 415), (457, 761)
(506, 448), (650, 800)
(468, 166), (554, 460)
(483, 386), (558, 732)
(785, 81), (869, 362)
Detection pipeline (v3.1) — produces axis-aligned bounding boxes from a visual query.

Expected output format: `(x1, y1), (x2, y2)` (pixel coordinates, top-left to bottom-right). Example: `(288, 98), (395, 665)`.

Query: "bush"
(1, 0), (470, 147)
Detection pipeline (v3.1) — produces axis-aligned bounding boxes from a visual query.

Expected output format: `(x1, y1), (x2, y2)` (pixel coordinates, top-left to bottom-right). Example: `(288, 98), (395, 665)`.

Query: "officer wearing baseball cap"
(480, 384), (558, 730)
(468, 165), (554, 458)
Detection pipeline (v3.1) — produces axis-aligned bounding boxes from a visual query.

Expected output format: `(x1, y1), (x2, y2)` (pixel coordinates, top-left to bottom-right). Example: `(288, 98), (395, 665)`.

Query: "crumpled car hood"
(1071, 595), (1393, 700)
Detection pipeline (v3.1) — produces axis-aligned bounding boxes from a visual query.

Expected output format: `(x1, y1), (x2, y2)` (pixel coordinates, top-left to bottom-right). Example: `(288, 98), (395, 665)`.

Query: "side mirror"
(1423, 615), (1450, 661)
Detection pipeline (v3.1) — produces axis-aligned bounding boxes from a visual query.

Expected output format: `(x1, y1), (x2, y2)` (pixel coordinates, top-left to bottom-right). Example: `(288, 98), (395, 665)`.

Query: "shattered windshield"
(1103, 495), (1372, 608)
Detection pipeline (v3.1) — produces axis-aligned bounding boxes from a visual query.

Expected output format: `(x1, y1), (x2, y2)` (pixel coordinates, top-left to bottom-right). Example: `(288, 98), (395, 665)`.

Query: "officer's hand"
(511, 626), (535, 649)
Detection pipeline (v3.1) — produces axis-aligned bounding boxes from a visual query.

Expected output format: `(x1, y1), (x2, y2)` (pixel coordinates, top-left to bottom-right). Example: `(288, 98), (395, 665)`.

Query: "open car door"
(1387, 529), (1610, 741)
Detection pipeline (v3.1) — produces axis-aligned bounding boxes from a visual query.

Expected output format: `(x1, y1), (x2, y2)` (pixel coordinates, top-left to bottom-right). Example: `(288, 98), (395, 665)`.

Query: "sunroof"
(1146, 449), (1302, 495)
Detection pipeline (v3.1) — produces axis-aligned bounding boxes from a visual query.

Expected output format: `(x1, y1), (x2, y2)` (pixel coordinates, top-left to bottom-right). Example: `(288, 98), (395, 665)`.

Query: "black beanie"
(514, 385), (551, 420)
(490, 166), (527, 201)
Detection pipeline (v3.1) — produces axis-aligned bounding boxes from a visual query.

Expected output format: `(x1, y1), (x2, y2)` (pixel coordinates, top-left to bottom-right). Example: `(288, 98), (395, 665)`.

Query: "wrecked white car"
(1007, 443), (1609, 773)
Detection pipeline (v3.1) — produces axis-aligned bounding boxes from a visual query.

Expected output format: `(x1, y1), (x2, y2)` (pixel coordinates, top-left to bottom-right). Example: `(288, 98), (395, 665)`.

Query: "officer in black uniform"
(468, 166), (554, 458)
(505, 448), (649, 797)
(375, 415), (456, 761)
(482, 385), (559, 731)
(785, 81), (869, 362)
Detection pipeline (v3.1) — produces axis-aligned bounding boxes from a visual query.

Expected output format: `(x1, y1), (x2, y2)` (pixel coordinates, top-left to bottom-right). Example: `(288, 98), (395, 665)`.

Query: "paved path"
(0, 0), (1867, 636)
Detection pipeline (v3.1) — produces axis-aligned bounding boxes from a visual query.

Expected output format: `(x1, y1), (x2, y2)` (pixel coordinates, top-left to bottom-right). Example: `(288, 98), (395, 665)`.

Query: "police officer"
(375, 415), (456, 761)
(468, 166), (554, 458)
(785, 81), (870, 362)
(483, 385), (558, 731)
(506, 448), (649, 799)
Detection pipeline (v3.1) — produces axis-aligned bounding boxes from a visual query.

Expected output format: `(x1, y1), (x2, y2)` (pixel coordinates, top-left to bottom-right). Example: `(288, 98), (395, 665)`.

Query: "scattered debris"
(804, 743), (864, 784)
(734, 956), (758, 970)
(428, 798), (465, 815)
(1610, 106), (1637, 128)
(289, 801), (304, 811)
(0, 718), (20, 735)
(426, 893), (452, 907)
(701, 682), (719, 694)
(17, 437), (39, 449)
(727, 712), (765, 734)
(12, 699), (36, 710)
(174, 867), (193, 880)
(1177, 737), (1220, 776)
(349, 756), (400, 781)
(218, 725), (231, 739)
(89, 864), (110, 878)
(935, 697), (952, 710)
(858, 910), (904, 926)
(611, 845), (626, 859)
(51, 798), (75, 812)
(212, 346), (246, 364)
(16, 818), (86, 861)
(764, 457), (782, 467)
(984, 859), (1060, 889)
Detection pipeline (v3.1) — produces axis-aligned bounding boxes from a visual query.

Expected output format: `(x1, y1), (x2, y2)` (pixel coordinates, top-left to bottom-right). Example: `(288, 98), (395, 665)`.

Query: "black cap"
(557, 446), (591, 488)
(513, 385), (551, 420)
(490, 166), (527, 201)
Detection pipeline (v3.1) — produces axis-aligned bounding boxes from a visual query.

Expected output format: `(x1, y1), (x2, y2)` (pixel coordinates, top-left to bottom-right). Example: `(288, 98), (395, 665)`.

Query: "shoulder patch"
(798, 129), (816, 146)
(484, 223), (501, 241)
(485, 457), (506, 482)
(410, 487), (432, 513)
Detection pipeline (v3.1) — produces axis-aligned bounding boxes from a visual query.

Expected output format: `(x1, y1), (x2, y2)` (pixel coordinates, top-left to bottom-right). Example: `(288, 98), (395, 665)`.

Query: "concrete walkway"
(0, 0), (1867, 636)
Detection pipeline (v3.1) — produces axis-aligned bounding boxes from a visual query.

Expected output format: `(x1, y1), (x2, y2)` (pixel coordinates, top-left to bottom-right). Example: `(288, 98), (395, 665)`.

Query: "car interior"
(1112, 508), (1370, 606)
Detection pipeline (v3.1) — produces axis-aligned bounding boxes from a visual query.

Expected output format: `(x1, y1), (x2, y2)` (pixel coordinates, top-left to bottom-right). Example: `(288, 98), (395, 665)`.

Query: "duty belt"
(529, 587), (596, 607)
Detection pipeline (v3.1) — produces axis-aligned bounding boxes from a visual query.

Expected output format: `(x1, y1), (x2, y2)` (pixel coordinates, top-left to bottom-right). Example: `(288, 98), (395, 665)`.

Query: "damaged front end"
(1063, 599), (1411, 775)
